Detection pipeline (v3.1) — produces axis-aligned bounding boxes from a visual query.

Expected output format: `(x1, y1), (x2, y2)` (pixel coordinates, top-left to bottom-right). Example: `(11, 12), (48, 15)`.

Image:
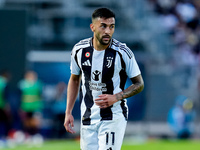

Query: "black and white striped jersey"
(70, 37), (141, 125)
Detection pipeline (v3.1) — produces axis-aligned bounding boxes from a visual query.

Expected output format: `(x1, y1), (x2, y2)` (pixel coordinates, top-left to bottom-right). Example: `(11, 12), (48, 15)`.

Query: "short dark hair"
(92, 8), (115, 21)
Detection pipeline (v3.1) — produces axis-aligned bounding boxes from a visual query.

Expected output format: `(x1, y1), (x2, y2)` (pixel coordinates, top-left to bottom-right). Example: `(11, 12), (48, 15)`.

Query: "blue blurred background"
(0, 0), (200, 142)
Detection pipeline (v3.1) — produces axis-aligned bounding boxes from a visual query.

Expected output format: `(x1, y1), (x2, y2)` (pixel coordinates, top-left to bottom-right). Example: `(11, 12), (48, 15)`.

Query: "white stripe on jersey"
(90, 49), (105, 123)
(91, 49), (105, 98)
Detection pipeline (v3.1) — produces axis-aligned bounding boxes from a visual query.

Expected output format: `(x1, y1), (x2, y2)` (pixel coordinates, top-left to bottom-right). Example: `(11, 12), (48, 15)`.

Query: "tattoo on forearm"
(116, 93), (121, 101)
(120, 93), (124, 99)
(124, 83), (143, 98)
(116, 83), (143, 101)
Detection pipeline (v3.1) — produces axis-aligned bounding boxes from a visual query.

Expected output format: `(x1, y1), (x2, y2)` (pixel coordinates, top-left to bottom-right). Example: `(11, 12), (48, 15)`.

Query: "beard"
(96, 34), (111, 45)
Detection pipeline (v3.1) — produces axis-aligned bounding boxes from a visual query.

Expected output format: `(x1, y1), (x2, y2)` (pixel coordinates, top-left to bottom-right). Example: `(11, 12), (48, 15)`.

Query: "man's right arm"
(64, 74), (81, 134)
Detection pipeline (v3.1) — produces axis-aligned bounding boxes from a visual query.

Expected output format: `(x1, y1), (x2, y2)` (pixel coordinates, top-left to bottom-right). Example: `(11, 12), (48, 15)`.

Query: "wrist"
(65, 110), (72, 115)
(115, 92), (124, 101)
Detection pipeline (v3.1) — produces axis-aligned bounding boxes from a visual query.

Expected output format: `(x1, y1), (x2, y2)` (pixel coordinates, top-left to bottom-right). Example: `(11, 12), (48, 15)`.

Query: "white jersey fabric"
(70, 37), (141, 125)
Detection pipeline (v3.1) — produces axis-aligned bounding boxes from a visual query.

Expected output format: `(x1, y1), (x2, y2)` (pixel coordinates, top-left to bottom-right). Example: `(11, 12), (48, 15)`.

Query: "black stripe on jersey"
(118, 51), (127, 90)
(120, 46), (134, 59)
(79, 82), (83, 105)
(111, 40), (119, 47)
(100, 48), (116, 121)
(118, 52), (128, 120)
(74, 48), (81, 69)
(81, 47), (94, 125)
(108, 38), (113, 48)
(112, 41), (133, 59)
(120, 100), (128, 120)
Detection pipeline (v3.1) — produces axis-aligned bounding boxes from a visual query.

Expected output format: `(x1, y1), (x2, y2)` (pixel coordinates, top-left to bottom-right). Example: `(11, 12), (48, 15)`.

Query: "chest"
(79, 48), (121, 82)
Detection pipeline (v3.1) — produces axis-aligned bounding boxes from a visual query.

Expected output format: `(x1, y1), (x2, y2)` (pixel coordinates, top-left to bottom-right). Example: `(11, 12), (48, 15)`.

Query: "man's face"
(91, 17), (115, 46)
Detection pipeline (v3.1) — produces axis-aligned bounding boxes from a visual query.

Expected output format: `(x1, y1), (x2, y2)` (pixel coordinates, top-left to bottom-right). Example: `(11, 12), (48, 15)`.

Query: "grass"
(122, 139), (200, 150)
(0, 139), (200, 150)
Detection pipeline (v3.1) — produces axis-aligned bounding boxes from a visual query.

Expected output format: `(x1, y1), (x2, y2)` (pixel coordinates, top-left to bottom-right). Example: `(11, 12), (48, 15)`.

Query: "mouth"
(102, 35), (110, 41)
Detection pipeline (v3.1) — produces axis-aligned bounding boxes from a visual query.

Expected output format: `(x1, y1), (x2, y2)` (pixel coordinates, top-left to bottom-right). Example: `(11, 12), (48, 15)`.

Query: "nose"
(105, 27), (111, 34)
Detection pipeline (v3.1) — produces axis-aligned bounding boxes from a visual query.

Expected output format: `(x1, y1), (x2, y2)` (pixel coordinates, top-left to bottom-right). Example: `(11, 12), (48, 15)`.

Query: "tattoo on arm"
(122, 83), (143, 98)
(116, 92), (124, 101)
(115, 75), (144, 101)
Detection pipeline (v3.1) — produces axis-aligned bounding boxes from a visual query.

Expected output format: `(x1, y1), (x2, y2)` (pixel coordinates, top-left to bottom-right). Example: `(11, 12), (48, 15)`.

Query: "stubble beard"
(96, 35), (111, 46)
(99, 38), (111, 45)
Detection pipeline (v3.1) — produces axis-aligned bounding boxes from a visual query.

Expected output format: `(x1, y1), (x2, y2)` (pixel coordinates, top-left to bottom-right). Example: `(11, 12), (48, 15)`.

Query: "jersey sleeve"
(70, 47), (81, 75)
(123, 45), (141, 78)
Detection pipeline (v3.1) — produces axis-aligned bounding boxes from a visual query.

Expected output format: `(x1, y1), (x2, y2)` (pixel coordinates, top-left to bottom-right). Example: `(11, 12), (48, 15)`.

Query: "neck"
(92, 37), (109, 51)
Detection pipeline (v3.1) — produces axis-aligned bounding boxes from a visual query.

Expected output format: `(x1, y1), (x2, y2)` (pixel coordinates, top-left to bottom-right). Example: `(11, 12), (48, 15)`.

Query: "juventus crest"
(106, 57), (113, 68)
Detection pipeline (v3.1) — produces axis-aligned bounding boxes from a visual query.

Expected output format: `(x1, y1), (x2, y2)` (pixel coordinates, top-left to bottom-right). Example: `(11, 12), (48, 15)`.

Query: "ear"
(90, 23), (95, 32)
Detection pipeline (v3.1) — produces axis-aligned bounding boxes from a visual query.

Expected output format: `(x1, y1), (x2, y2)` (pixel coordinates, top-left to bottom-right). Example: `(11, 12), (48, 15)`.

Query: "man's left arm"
(95, 74), (144, 108)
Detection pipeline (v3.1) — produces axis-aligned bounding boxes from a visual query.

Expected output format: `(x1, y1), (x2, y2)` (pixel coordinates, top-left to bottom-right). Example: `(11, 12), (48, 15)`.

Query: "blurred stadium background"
(0, 0), (200, 148)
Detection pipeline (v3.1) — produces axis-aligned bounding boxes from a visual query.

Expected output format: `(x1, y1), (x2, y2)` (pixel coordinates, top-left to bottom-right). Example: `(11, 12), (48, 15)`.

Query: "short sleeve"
(125, 54), (141, 78)
(122, 45), (141, 78)
(70, 48), (81, 75)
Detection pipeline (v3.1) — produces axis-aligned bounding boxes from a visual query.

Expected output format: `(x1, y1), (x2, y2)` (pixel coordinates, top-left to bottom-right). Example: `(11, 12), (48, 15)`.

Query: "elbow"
(137, 78), (144, 93)
(140, 75), (144, 92)
(140, 82), (144, 93)
(130, 74), (144, 94)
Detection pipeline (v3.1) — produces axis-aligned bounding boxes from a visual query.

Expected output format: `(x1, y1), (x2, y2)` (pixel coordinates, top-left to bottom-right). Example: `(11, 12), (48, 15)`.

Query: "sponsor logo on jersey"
(92, 70), (101, 81)
(82, 60), (91, 66)
(89, 81), (107, 92)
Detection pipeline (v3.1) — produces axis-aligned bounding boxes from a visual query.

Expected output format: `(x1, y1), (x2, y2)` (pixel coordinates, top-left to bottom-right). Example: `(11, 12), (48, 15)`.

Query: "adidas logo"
(82, 60), (91, 66)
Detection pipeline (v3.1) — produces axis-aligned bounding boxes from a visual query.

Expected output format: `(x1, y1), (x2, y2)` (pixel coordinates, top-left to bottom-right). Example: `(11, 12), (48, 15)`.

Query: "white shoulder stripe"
(74, 38), (91, 48)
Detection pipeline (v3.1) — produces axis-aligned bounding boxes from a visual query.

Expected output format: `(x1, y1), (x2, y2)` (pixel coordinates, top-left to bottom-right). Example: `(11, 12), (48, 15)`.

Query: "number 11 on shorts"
(105, 132), (115, 145)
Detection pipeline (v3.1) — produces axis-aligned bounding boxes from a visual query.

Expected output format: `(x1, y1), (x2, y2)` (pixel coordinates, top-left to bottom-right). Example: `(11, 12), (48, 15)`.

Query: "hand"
(64, 113), (76, 134)
(95, 94), (118, 109)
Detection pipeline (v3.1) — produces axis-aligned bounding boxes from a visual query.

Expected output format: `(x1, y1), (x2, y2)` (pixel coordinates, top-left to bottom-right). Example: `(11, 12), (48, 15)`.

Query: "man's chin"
(101, 40), (111, 45)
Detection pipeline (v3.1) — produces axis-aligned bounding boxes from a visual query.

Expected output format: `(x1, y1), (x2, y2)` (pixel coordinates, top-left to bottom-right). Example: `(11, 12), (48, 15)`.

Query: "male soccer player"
(64, 7), (144, 150)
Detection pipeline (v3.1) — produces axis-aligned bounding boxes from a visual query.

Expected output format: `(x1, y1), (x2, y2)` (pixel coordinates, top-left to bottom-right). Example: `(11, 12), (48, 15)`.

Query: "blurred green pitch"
(1, 139), (200, 150)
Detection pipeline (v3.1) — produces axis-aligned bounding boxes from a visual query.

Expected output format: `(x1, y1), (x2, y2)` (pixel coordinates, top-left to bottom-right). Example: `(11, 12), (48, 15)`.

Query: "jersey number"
(105, 132), (115, 145)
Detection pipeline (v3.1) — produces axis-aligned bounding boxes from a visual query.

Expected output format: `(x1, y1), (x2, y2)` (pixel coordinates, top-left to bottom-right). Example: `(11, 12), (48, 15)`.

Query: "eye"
(110, 25), (115, 29)
(101, 24), (106, 28)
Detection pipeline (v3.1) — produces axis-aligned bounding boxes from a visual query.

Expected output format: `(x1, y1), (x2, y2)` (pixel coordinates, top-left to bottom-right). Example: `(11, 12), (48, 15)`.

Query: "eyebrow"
(100, 23), (115, 26)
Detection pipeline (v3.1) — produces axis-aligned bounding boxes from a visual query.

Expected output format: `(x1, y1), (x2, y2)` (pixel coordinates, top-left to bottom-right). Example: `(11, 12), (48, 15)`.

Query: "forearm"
(115, 74), (144, 101)
(66, 75), (81, 114)
(115, 83), (143, 100)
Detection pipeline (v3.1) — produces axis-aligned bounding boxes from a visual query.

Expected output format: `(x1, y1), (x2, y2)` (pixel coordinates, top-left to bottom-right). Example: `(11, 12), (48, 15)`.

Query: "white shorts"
(80, 117), (127, 150)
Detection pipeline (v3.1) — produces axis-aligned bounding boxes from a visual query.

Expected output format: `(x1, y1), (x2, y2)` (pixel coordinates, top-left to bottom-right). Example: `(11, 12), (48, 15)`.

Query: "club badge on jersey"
(106, 57), (113, 68)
